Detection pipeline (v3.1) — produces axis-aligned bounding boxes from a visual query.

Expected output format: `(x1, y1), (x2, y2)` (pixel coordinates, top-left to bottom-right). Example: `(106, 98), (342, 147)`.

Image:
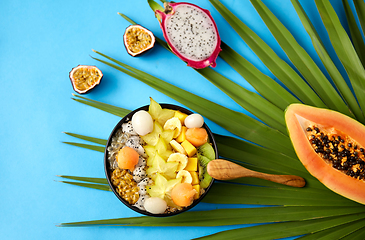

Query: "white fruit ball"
(131, 110), (154, 136)
(144, 197), (167, 214)
(184, 113), (204, 128)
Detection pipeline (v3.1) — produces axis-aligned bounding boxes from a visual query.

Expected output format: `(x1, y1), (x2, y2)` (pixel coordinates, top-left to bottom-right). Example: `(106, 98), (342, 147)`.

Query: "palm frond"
(292, 0), (364, 122)
(315, 0), (365, 120)
(59, 206), (365, 227)
(342, 0), (365, 67)
(62, 142), (105, 152)
(209, 0), (327, 108)
(72, 94), (130, 117)
(197, 213), (365, 239)
(64, 132), (107, 146)
(250, 0), (353, 118)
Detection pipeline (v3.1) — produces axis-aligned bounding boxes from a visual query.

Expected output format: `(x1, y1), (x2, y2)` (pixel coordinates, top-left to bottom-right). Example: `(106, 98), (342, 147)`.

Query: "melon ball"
(131, 110), (154, 136)
(185, 127), (208, 147)
(171, 183), (196, 207)
(144, 197), (167, 214)
(117, 146), (139, 171)
(184, 114), (204, 128)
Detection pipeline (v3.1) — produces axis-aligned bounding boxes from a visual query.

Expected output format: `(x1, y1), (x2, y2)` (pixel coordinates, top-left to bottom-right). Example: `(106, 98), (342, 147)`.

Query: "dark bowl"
(104, 103), (218, 217)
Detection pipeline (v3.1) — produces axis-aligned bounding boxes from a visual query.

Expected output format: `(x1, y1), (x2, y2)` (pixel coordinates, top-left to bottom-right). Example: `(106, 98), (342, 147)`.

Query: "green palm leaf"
(353, 0), (365, 41)
(315, 0), (365, 120)
(250, 0), (353, 118)
(219, 42), (300, 110)
(291, 0), (364, 122)
(62, 142), (105, 152)
(196, 67), (288, 134)
(59, 206), (365, 227)
(197, 213), (365, 240)
(342, 0), (365, 67)
(57, 175), (108, 184)
(209, 0), (326, 108)
(72, 94), (130, 117)
(64, 132), (107, 146)
(297, 218), (365, 239)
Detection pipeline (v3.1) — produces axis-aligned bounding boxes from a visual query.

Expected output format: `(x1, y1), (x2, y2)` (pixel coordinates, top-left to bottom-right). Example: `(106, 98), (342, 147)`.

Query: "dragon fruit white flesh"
(155, 2), (221, 69)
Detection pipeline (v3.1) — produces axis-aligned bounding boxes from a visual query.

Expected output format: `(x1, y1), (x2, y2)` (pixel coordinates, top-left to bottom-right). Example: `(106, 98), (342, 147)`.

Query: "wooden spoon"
(207, 159), (306, 188)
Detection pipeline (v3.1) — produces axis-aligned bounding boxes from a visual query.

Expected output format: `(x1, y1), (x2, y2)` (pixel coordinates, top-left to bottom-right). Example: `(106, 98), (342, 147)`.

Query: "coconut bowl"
(104, 103), (218, 217)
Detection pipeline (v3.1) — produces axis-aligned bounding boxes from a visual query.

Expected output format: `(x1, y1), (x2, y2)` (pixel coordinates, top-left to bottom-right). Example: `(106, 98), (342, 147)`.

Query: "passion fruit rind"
(123, 25), (155, 57)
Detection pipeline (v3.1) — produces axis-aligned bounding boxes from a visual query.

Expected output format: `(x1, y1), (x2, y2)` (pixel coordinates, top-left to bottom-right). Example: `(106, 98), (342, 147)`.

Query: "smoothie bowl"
(104, 98), (218, 217)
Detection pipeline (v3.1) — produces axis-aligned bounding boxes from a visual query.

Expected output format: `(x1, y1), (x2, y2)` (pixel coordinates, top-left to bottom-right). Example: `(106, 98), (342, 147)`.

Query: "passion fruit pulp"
(69, 65), (103, 94)
(123, 25), (155, 57)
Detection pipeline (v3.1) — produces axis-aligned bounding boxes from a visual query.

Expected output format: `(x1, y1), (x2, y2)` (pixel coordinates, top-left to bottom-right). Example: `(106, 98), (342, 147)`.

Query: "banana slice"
(169, 140), (187, 155)
(176, 170), (193, 184)
(163, 117), (182, 138)
(167, 152), (188, 171)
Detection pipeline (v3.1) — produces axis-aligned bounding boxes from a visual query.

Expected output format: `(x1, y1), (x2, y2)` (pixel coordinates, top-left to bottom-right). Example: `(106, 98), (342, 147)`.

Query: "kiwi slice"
(197, 143), (215, 160)
(197, 143), (216, 188)
(200, 171), (212, 189)
(198, 155), (211, 167)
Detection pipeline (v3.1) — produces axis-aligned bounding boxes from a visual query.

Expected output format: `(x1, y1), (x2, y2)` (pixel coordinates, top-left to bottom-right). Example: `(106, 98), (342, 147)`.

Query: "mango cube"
(176, 126), (187, 143)
(174, 111), (188, 125)
(181, 140), (197, 157)
(184, 157), (198, 171)
(190, 171), (199, 185)
(192, 184), (200, 199)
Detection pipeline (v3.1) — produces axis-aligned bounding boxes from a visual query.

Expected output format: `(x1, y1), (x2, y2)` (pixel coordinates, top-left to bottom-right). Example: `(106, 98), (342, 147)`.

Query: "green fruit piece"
(146, 153), (179, 179)
(148, 97), (175, 126)
(198, 155), (211, 168)
(197, 143), (216, 160)
(155, 137), (174, 160)
(157, 109), (176, 126)
(197, 143), (215, 189)
(161, 129), (175, 143)
(200, 170), (212, 189)
(144, 145), (156, 158)
(148, 97), (162, 120)
(147, 173), (182, 201)
(141, 121), (163, 146)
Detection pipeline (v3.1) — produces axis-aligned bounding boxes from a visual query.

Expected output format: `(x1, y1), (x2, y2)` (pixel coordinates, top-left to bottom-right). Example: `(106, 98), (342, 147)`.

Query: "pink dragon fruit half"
(155, 2), (221, 69)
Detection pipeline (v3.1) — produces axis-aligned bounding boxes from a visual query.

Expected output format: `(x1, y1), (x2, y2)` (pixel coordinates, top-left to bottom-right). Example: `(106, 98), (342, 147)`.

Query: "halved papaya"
(285, 103), (365, 204)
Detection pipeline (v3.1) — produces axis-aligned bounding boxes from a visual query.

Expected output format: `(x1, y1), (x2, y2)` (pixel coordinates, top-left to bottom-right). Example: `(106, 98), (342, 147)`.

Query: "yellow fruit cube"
(192, 184), (200, 199)
(184, 157), (198, 171)
(181, 140), (197, 157)
(176, 126), (187, 143)
(190, 171), (199, 185)
(174, 111), (188, 125)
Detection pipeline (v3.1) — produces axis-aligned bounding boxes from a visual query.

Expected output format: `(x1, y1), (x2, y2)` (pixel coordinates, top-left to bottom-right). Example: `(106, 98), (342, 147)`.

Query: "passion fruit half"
(69, 65), (103, 94)
(123, 25), (155, 57)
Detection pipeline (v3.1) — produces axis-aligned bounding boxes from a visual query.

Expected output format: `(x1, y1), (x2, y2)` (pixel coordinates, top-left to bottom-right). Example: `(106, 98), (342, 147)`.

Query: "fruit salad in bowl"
(104, 98), (217, 216)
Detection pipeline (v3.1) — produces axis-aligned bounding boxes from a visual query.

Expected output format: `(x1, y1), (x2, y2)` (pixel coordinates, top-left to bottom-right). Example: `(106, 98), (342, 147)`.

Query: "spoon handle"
(207, 159), (306, 188)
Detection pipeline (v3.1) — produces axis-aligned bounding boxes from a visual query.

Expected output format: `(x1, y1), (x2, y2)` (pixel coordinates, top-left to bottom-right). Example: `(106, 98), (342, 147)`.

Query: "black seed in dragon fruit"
(133, 166), (147, 182)
(125, 136), (142, 151)
(122, 121), (137, 135)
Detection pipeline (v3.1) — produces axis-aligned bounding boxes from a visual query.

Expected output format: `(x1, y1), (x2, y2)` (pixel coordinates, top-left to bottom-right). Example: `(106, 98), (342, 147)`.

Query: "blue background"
(0, 0), (353, 239)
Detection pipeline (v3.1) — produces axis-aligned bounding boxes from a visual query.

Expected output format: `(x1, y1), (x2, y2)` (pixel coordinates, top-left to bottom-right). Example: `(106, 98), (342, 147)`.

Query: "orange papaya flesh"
(285, 104), (365, 205)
